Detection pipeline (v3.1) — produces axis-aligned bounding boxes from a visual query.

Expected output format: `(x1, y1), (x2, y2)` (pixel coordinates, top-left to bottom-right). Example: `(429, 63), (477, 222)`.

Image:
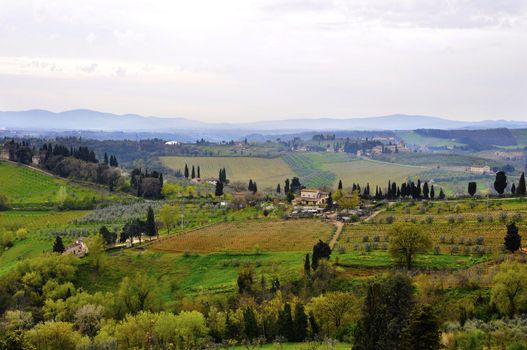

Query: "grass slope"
(0, 161), (100, 207)
(153, 219), (334, 253)
(159, 156), (296, 190)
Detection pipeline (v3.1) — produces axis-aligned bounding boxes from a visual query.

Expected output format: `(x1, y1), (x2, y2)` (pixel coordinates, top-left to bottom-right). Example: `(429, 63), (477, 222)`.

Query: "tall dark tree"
(243, 307), (259, 340)
(248, 179), (254, 192)
(197, 166), (201, 178)
(353, 274), (415, 350)
(504, 222), (521, 253)
(326, 192), (334, 210)
(284, 179), (290, 193)
(468, 182), (477, 197)
(278, 303), (294, 341)
(99, 225), (116, 246)
(252, 182), (257, 193)
(145, 206), (158, 239)
(53, 235), (65, 253)
(338, 180), (343, 190)
(423, 182), (429, 199)
(438, 188), (445, 200)
(511, 183), (516, 195)
(400, 305), (441, 350)
(103, 152), (108, 165)
(430, 185), (435, 199)
(290, 177), (302, 193)
(312, 240), (331, 270)
(309, 312), (319, 338)
(494, 171), (508, 195)
(215, 181), (224, 196)
(191, 165), (196, 179)
(184, 164), (189, 178)
(304, 253), (311, 277)
(518, 172), (526, 196)
(276, 184), (281, 194)
(293, 303), (308, 342)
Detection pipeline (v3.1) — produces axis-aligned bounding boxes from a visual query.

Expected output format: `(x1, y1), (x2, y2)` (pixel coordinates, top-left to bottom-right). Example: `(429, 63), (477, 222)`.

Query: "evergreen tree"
(338, 180), (343, 190)
(215, 181), (224, 196)
(511, 183), (516, 195)
(312, 240), (331, 270)
(400, 305), (440, 350)
(518, 172), (526, 196)
(53, 235), (65, 253)
(278, 303), (294, 341)
(504, 222), (521, 253)
(184, 164), (189, 178)
(439, 188), (445, 200)
(243, 307), (259, 340)
(252, 182), (257, 193)
(423, 182), (429, 199)
(197, 165), (201, 178)
(293, 303), (308, 342)
(159, 173), (163, 190)
(248, 179), (254, 192)
(145, 206), (158, 239)
(103, 152), (108, 165)
(284, 179), (290, 193)
(468, 182), (477, 197)
(309, 312), (319, 338)
(191, 165), (196, 179)
(494, 171), (508, 195)
(430, 185), (435, 199)
(304, 253), (311, 277)
(276, 184), (281, 194)
(353, 275), (415, 350)
(326, 192), (333, 210)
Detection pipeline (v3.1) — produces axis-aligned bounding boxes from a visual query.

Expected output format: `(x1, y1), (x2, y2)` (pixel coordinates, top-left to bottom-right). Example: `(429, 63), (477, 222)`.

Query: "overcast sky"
(0, 0), (526, 122)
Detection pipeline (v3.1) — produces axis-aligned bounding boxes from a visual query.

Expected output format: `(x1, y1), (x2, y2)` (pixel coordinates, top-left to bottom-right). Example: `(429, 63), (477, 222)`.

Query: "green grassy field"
(76, 250), (309, 299)
(0, 161), (101, 207)
(395, 130), (465, 147)
(159, 156), (296, 190)
(0, 210), (89, 275)
(153, 219), (334, 253)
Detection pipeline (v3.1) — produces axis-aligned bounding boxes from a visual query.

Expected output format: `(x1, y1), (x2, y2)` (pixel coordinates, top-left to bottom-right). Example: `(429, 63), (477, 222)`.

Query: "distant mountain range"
(1, 109), (526, 134)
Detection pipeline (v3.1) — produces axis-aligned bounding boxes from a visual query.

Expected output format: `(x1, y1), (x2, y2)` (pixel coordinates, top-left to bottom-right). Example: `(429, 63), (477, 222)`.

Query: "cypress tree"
(191, 165), (196, 179)
(243, 307), (259, 340)
(504, 222), (521, 252)
(423, 182), (429, 199)
(248, 179), (253, 192)
(104, 152), (108, 165)
(278, 303), (294, 341)
(145, 206), (158, 239)
(511, 183), (516, 195)
(494, 171), (508, 195)
(293, 303), (308, 342)
(468, 182), (477, 197)
(326, 192), (333, 209)
(400, 305), (441, 350)
(338, 180), (343, 190)
(430, 185), (435, 199)
(252, 182), (257, 193)
(197, 165), (200, 178)
(53, 236), (65, 253)
(276, 184), (281, 194)
(304, 253), (311, 277)
(518, 172), (526, 196)
(215, 181), (224, 196)
(184, 164), (189, 178)
(438, 188), (445, 200)
(309, 312), (319, 338)
(284, 179), (290, 193)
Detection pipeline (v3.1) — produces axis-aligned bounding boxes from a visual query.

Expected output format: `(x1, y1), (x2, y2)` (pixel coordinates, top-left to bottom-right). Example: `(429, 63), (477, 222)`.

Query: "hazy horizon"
(1, 0), (526, 123)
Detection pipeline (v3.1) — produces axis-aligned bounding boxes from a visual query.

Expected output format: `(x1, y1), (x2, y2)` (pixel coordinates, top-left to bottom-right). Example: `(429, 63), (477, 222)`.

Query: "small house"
(64, 238), (88, 257)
